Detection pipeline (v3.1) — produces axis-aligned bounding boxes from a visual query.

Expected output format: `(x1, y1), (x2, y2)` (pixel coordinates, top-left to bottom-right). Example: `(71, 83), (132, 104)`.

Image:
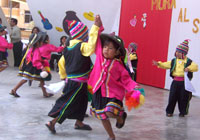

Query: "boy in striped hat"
(46, 16), (102, 133)
(153, 39), (198, 117)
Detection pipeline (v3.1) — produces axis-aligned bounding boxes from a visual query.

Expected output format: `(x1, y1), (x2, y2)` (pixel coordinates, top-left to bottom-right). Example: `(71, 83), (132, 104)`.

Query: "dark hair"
(31, 27), (40, 33)
(60, 36), (67, 46)
(11, 18), (18, 25)
(101, 37), (126, 68)
(43, 34), (49, 44)
(102, 38), (126, 59)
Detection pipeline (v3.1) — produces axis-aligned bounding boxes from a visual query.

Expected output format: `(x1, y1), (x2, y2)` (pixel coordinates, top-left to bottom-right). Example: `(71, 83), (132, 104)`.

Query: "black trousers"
(13, 41), (23, 67)
(49, 54), (61, 70)
(166, 80), (190, 115)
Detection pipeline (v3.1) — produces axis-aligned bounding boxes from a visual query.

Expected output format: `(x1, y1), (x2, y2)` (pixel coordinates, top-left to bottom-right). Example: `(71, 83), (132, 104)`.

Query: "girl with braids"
(9, 32), (53, 97)
(88, 30), (138, 139)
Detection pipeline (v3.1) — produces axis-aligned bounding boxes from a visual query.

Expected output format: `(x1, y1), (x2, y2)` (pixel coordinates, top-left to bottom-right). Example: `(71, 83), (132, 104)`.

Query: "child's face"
(103, 42), (118, 59)
(175, 51), (184, 59)
(62, 37), (66, 44)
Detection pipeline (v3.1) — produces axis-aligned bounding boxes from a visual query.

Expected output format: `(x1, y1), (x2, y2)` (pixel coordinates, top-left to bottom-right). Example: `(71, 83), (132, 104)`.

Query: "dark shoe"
(74, 124), (92, 130)
(43, 93), (54, 98)
(84, 114), (89, 117)
(107, 138), (115, 140)
(9, 90), (20, 98)
(179, 114), (185, 117)
(45, 121), (56, 134)
(166, 113), (173, 117)
(28, 80), (32, 86)
(116, 112), (127, 129)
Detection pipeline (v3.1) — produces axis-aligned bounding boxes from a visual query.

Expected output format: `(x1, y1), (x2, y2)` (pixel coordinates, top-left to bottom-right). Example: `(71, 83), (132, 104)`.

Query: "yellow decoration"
(192, 18), (199, 34)
(151, 0), (176, 11)
(184, 8), (189, 22)
(83, 11), (95, 21)
(55, 26), (63, 32)
(178, 8), (183, 22)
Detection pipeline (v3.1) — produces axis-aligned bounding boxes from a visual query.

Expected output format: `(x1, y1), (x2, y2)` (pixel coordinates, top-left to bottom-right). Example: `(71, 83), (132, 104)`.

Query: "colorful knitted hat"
(176, 39), (190, 55)
(66, 20), (88, 42)
(128, 42), (138, 52)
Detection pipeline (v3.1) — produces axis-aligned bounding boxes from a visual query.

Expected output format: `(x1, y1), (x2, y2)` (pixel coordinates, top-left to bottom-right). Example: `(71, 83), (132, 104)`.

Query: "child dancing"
(45, 15), (102, 134)
(0, 26), (13, 72)
(88, 28), (138, 139)
(153, 39), (198, 117)
(10, 32), (52, 97)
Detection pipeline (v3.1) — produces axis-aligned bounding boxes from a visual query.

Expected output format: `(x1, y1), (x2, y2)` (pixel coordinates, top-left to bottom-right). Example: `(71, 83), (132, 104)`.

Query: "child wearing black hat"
(10, 32), (52, 97)
(0, 26), (13, 72)
(88, 29), (139, 140)
(153, 39), (198, 117)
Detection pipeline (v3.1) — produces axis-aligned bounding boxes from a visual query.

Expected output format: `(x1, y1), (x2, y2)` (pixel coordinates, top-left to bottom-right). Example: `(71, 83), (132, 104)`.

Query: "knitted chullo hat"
(128, 42), (138, 52)
(176, 39), (190, 55)
(67, 20), (88, 42)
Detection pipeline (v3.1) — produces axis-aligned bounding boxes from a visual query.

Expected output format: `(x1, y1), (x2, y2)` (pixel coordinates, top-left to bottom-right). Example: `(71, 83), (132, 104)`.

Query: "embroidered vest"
(63, 42), (93, 78)
(170, 58), (193, 80)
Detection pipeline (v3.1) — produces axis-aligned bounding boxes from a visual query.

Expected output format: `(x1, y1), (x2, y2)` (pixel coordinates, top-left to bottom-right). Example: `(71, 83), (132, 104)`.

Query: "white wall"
(27, 0), (121, 46)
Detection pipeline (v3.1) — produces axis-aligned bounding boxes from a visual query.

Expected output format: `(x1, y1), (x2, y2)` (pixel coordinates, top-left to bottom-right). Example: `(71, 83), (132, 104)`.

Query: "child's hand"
(152, 60), (158, 66)
(184, 68), (189, 72)
(135, 84), (140, 89)
(94, 15), (102, 27)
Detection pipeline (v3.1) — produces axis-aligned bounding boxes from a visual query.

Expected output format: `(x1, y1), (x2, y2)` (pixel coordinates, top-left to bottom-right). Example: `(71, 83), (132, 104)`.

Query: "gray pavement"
(1, 67), (200, 140)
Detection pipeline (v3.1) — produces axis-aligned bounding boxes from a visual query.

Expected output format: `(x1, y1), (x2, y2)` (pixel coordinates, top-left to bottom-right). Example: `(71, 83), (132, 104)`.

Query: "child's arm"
(31, 49), (45, 70)
(0, 37), (13, 49)
(49, 44), (64, 53)
(120, 65), (138, 91)
(80, 15), (102, 56)
(58, 56), (67, 80)
(152, 60), (171, 69)
(185, 62), (198, 72)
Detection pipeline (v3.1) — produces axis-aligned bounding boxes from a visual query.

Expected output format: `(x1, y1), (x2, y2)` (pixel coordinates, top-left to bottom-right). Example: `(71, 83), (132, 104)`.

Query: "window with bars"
(24, 10), (33, 23)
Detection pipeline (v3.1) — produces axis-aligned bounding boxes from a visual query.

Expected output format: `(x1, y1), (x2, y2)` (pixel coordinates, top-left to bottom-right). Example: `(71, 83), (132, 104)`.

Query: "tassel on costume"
(125, 88), (145, 111)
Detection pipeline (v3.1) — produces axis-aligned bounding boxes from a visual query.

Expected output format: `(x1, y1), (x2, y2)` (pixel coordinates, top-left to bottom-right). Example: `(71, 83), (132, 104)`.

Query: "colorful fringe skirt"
(18, 61), (42, 81)
(90, 88), (124, 120)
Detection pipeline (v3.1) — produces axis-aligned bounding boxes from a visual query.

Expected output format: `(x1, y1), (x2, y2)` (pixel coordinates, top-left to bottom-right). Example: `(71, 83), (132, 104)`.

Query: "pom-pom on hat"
(176, 39), (190, 55)
(66, 20), (88, 42)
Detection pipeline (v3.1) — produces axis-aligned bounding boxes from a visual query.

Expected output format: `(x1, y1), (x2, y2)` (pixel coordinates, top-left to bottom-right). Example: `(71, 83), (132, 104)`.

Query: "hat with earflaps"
(176, 39), (190, 55)
(66, 20), (89, 42)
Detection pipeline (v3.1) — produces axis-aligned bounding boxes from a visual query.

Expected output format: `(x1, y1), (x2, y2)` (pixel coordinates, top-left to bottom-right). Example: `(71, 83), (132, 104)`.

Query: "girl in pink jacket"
(10, 32), (52, 98)
(0, 26), (13, 72)
(88, 29), (138, 140)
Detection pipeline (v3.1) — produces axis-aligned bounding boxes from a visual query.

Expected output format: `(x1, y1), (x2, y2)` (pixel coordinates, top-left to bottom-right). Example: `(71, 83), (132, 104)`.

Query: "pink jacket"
(88, 26), (137, 101)
(26, 47), (44, 70)
(0, 36), (13, 52)
(39, 44), (64, 60)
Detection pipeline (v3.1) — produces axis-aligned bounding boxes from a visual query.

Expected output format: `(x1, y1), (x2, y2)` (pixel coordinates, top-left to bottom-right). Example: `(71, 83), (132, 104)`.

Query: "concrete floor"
(1, 67), (200, 140)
